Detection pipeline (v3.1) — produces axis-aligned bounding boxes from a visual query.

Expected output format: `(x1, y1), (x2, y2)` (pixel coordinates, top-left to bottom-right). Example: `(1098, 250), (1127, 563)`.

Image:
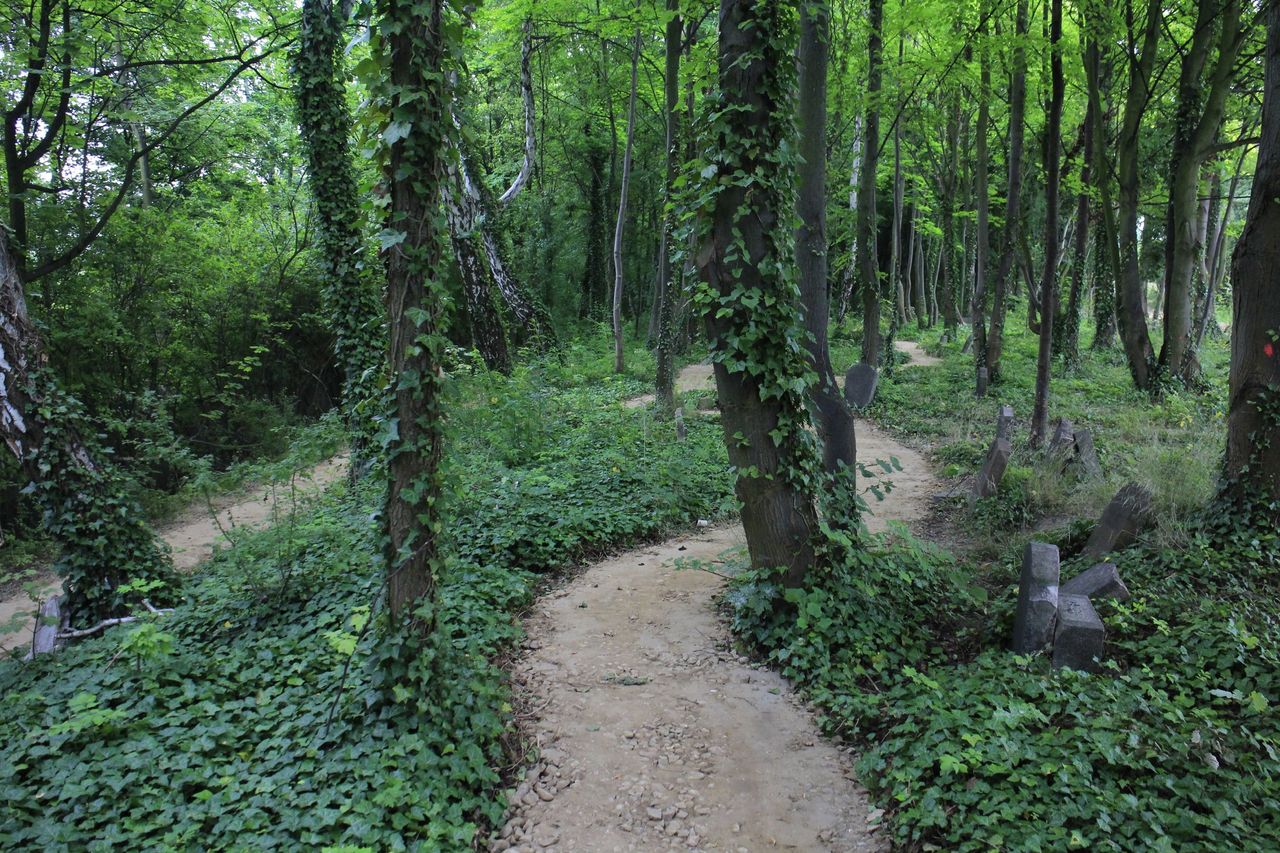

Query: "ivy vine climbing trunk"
(798, 0), (856, 473)
(654, 0), (681, 412)
(1030, 0), (1063, 448)
(857, 0), (883, 364)
(971, 7), (991, 396)
(0, 236), (175, 622)
(1224, 0), (1280, 521)
(697, 0), (823, 589)
(377, 0), (448, 629)
(612, 27), (640, 375)
(294, 0), (385, 451)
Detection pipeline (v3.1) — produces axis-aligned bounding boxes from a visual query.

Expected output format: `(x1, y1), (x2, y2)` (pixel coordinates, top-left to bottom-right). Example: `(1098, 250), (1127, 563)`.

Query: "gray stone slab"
(960, 335), (974, 355)
(1012, 542), (1060, 654)
(1049, 417), (1075, 455)
(996, 405), (1016, 442)
(674, 407), (687, 441)
(1083, 483), (1154, 559)
(976, 367), (989, 397)
(972, 437), (1012, 499)
(1053, 593), (1105, 672)
(1062, 562), (1130, 602)
(843, 363), (879, 409)
(1072, 429), (1103, 479)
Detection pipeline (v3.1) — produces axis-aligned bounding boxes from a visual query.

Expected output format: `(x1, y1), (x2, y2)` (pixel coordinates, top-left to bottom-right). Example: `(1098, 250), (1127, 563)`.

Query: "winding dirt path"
(0, 454), (349, 654)
(894, 339), (942, 368)
(491, 363), (939, 853)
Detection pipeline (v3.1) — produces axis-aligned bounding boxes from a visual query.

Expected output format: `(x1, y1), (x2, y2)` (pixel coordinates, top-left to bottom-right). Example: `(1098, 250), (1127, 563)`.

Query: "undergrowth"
(0, 341), (732, 850)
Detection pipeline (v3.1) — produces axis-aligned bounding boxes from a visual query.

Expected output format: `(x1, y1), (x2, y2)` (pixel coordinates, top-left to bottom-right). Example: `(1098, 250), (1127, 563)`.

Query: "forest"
(1, 0), (1278, 848)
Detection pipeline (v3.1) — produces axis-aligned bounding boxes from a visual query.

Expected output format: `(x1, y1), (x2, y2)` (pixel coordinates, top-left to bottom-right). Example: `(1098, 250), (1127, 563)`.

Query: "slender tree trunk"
(1084, 20), (1120, 351)
(612, 28), (640, 374)
(655, 0), (681, 411)
(799, 0), (856, 473)
(580, 129), (607, 319)
(1196, 147), (1249, 351)
(1063, 109), (1094, 367)
(1030, 0), (1063, 448)
(858, 0), (883, 363)
(971, 8), (991, 395)
(498, 18), (536, 205)
(1160, 0), (1244, 380)
(1224, 0), (1280, 520)
(699, 0), (822, 588)
(988, 0), (1028, 381)
(381, 0), (448, 628)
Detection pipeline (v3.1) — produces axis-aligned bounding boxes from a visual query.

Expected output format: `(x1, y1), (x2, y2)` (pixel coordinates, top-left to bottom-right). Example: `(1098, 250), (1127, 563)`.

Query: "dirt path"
(492, 366), (939, 852)
(0, 453), (349, 654)
(894, 339), (942, 368)
(624, 364), (715, 409)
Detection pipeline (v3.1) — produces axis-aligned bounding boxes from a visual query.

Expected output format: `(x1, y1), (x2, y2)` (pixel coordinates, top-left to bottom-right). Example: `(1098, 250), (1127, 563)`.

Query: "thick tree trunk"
(382, 0), (447, 628)
(443, 157), (512, 373)
(580, 130), (608, 320)
(798, 1), (856, 473)
(858, 0), (883, 363)
(989, 0), (1027, 381)
(655, 0), (681, 411)
(1160, 0), (1244, 380)
(1030, 0), (1063, 448)
(612, 29), (640, 374)
(938, 91), (962, 331)
(699, 0), (823, 588)
(1084, 27), (1120, 350)
(1224, 1), (1280, 520)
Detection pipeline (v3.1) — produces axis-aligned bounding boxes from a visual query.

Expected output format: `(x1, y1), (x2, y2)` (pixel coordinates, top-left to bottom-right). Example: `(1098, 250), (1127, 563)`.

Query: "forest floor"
(492, 350), (938, 853)
(0, 453), (349, 653)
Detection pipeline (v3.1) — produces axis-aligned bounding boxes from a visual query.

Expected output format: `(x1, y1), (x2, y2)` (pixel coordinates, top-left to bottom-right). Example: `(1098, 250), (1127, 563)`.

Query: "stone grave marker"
(996, 405), (1015, 442)
(1053, 594), (1105, 672)
(972, 437), (1012, 499)
(1083, 483), (1154, 559)
(844, 363), (879, 409)
(1062, 563), (1130, 602)
(1070, 429), (1103, 479)
(1012, 542), (1060, 654)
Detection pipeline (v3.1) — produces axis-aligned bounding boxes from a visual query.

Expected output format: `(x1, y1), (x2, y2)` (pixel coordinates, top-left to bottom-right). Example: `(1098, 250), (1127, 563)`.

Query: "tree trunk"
(655, 0), (681, 411)
(938, 89), (962, 332)
(498, 19), (537, 205)
(987, 0), (1028, 381)
(1224, 0), (1280, 520)
(698, 0), (823, 588)
(1062, 108), (1094, 367)
(858, 0), (883, 364)
(1160, 0), (1244, 380)
(798, 0), (856, 473)
(1030, 0), (1063, 448)
(443, 155), (512, 373)
(295, 0), (386, 450)
(1196, 147), (1249, 351)
(971, 8), (991, 395)
(382, 0), (448, 628)
(612, 28), (640, 374)
(580, 129), (608, 320)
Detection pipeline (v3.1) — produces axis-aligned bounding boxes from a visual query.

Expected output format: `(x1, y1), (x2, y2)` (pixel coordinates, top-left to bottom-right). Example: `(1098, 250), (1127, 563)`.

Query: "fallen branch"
(57, 603), (175, 640)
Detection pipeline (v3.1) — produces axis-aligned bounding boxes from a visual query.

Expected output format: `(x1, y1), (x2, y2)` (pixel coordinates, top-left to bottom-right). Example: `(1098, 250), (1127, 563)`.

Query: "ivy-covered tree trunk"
(697, 0), (823, 589)
(377, 0), (448, 628)
(1084, 16), (1119, 351)
(654, 0), (681, 412)
(798, 0), (856, 473)
(612, 28), (640, 375)
(1030, 0), (1063, 448)
(294, 0), (385, 452)
(987, 0), (1028, 382)
(1062, 107), (1094, 367)
(0, 236), (174, 622)
(1224, 0), (1280, 521)
(971, 8), (991, 396)
(857, 0), (883, 364)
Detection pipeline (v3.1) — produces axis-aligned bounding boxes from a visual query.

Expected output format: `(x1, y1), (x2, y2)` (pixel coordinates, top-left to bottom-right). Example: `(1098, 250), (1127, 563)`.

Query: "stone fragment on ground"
(1053, 593), (1105, 672)
(1062, 563), (1130, 602)
(1071, 429), (1103, 479)
(1012, 542), (1060, 654)
(1049, 417), (1075, 456)
(996, 404), (1016, 443)
(972, 437), (1011, 499)
(1083, 483), (1154, 559)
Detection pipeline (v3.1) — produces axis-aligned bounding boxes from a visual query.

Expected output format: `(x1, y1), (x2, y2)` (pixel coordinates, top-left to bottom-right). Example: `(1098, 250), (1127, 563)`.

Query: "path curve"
(0, 453), (349, 653)
(491, 364), (941, 852)
(894, 339), (942, 368)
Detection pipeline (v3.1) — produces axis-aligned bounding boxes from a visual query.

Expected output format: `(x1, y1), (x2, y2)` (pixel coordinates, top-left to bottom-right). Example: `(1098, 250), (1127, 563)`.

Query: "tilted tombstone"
(1012, 542), (1060, 654)
(1053, 593), (1105, 672)
(1083, 483), (1154, 559)
(844, 363), (880, 410)
(996, 404), (1016, 442)
(674, 407), (688, 441)
(960, 335), (974, 355)
(976, 367), (989, 398)
(1070, 429), (1103, 479)
(1049, 417), (1076, 456)
(972, 437), (1012, 499)
(1062, 562), (1130, 602)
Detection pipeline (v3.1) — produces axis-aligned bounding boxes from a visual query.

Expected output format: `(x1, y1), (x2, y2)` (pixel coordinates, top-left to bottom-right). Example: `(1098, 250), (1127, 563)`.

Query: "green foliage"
(0, 361), (733, 848)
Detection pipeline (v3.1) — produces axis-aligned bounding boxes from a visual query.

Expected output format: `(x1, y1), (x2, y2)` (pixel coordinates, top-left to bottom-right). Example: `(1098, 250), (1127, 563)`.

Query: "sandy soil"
(624, 364), (716, 408)
(492, 365), (940, 852)
(0, 453), (349, 654)
(894, 339), (943, 368)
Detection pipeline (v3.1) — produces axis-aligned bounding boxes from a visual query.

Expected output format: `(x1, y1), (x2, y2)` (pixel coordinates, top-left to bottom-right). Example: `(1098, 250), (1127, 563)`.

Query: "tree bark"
(971, 8), (992, 395)
(1224, 0), (1280, 519)
(498, 19), (537, 206)
(382, 0), (447, 628)
(655, 0), (682, 411)
(1030, 0), (1063, 448)
(613, 28), (641, 374)
(798, 0), (856, 473)
(858, 0), (884, 363)
(698, 0), (822, 588)
(1062, 109), (1094, 367)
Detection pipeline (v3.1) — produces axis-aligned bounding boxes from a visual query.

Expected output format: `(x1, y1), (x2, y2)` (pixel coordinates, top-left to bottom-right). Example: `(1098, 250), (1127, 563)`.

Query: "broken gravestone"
(1053, 594), (1105, 672)
(976, 367), (989, 397)
(844, 363), (879, 410)
(674, 407), (688, 441)
(1083, 483), (1154, 559)
(1012, 542), (1060, 654)
(972, 437), (1012, 499)
(1069, 429), (1103, 479)
(1062, 562), (1130, 602)
(960, 335), (974, 355)
(1049, 417), (1075, 457)
(25, 594), (64, 660)
(996, 405), (1016, 442)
